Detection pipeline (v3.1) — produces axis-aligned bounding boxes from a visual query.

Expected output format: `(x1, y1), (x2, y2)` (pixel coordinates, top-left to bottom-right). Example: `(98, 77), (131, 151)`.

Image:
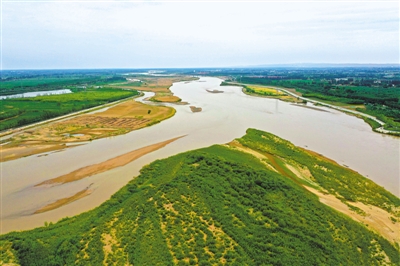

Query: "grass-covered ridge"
(1, 129), (399, 265)
(237, 129), (400, 213)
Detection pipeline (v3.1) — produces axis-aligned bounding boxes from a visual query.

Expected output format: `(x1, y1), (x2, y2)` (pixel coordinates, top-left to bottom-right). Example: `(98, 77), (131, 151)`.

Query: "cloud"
(2, 1), (398, 68)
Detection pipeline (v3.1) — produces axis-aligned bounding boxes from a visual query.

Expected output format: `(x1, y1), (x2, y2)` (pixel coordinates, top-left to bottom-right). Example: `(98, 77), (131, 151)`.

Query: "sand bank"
(190, 106), (202, 112)
(36, 136), (184, 186)
(206, 89), (224, 93)
(35, 186), (93, 214)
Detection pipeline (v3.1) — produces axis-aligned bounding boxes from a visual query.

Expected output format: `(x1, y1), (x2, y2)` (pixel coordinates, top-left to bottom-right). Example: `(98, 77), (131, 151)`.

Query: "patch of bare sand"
(305, 186), (399, 245)
(1, 143), (67, 162)
(34, 186), (92, 214)
(92, 100), (173, 120)
(36, 136), (185, 186)
(226, 140), (277, 172)
(227, 140), (399, 244)
(153, 95), (181, 102)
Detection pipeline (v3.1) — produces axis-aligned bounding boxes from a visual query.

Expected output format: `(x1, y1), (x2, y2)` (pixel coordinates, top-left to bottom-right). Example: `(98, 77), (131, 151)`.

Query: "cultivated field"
(0, 100), (175, 162)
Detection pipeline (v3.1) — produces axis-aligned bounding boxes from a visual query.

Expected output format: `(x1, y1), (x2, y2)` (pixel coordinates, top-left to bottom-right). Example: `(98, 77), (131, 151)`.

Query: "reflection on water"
(1, 77), (398, 233)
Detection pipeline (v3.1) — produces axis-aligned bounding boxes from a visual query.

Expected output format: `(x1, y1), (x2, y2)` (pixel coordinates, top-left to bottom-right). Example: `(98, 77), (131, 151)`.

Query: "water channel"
(1, 77), (398, 233)
(0, 89), (72, 100)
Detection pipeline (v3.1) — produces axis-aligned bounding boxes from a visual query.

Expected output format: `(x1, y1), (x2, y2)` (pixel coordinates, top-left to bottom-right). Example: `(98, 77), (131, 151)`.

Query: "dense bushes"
(1, 130), (398, 265)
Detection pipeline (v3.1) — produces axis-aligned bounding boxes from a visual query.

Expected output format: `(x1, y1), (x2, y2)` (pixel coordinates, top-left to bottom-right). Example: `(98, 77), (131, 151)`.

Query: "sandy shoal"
(1, 144), (68, 162)
(36, 136), (184, 186)
(34, 187), (92, 214)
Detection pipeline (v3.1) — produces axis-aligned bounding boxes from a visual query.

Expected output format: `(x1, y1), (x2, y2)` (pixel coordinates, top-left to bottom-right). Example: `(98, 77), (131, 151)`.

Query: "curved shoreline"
(230, 82), (399, 136)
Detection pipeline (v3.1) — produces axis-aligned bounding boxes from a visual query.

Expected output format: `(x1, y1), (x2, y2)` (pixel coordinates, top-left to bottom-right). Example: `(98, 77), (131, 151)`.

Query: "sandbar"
(206, 89), (224, 93)
(190, 106), (202, 113)
(34, 186), (93, 214)
(36, 136), (185, 186)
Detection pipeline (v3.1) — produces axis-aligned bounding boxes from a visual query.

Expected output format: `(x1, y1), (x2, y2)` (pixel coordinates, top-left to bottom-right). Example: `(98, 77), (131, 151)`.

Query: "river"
(1, 77), (398, 233)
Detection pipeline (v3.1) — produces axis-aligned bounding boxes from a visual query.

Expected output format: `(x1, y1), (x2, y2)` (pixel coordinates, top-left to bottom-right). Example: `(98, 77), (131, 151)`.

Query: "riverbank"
(226, 81), (399, 136)
(0, 97), (176, 162)
(1, 76), (398, 235)
(1, 129), (398, 265)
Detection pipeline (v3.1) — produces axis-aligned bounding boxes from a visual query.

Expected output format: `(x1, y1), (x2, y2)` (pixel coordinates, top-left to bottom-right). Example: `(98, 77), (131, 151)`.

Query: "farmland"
(1, 97), (176, 162)
(0, 88), (139, 131)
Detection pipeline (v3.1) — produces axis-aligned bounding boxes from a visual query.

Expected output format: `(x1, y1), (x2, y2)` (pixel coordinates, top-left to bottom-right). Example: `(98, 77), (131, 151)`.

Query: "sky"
(1, 0), (399, 69)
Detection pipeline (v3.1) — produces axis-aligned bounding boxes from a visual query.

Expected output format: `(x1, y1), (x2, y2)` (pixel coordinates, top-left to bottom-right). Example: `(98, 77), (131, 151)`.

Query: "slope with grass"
(1, 129), (398, 265)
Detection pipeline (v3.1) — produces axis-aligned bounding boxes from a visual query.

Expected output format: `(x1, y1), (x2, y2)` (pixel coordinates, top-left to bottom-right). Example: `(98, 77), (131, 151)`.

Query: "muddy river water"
(1, 77), (398, 233)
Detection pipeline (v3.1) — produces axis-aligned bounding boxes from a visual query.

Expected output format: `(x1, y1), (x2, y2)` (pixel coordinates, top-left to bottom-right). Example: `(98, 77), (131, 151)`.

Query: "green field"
(0, 75), (127, 95)
(1, 129), (398, 265)
(0, 88), (139, 131)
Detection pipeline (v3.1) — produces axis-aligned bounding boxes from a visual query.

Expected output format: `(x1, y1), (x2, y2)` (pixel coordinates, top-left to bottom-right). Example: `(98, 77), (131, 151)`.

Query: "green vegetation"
(362, 117), (382, 130)
(238, 129), (400, 213)
(1, 73), (127, 96)
(0, 88), (139, 131)
(1, 129), (398, 265)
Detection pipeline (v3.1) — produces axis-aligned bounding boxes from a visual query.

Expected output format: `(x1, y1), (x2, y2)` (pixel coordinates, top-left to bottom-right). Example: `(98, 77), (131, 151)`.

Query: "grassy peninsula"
(1, 129), (398, 265)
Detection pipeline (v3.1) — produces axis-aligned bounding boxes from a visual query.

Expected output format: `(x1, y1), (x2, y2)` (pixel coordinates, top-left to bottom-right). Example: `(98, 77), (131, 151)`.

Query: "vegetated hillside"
(1, 129), (399, 265)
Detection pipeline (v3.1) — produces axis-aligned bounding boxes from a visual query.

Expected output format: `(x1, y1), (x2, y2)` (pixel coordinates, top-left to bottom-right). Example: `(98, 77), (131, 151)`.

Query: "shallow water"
(1, 77), (398, 233)
(0, 89), (72, 100)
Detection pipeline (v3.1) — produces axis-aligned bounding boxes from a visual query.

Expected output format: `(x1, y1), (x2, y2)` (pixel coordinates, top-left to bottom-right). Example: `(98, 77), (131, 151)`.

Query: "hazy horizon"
(2, 0), (399, 69)
(2, 63), (400, 71)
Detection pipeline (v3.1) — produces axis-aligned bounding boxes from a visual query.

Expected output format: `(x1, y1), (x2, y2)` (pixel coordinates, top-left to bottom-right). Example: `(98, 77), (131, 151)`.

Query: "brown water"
(1, 77), (398, 234)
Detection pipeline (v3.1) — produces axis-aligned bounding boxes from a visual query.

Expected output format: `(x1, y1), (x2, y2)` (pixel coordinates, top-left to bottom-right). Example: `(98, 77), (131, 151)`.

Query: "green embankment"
(0, 88), (139, 131)
(1, 129), (398, 265)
